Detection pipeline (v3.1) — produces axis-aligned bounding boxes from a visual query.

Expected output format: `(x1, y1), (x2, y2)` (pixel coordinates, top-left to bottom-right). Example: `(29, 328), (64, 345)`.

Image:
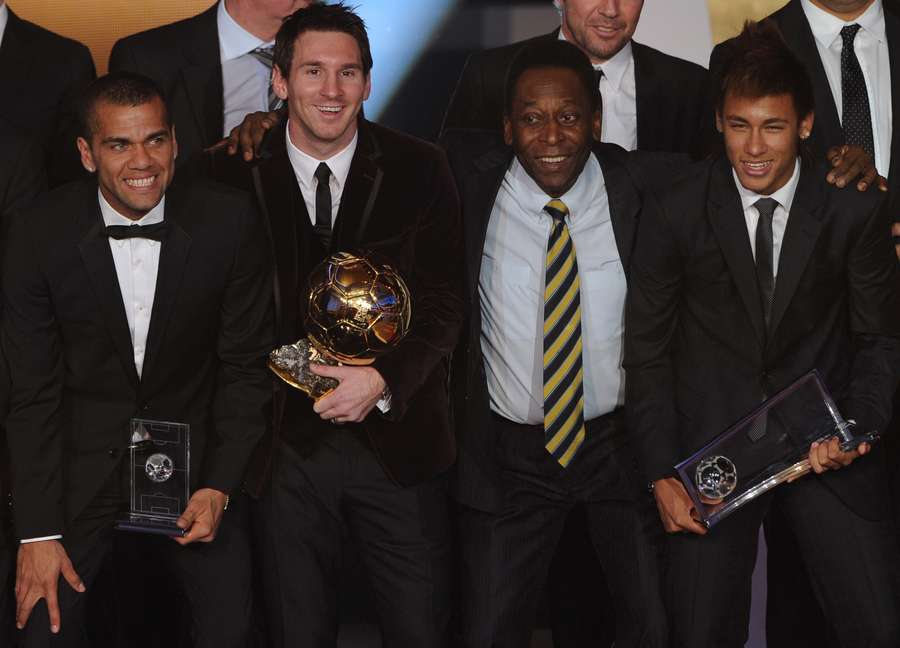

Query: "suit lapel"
(768, 164), (824, 339)
(593, 145), (639, 275)
(333, 121), (383, 249)
(631, 43), (658, 152)
(466, 146), (511, 303)
(141, 185), (192, 385)
(707, 157), (767, 347)
(76, 184), (140, 389)
(179, 5), (223, 146)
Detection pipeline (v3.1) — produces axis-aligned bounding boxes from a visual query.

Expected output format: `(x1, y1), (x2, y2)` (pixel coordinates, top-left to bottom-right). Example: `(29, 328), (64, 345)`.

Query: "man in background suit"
(211, 4), (463, 646)
(627, 21), (900, 646)
(3, 73), (273, 647)
(442, 39), (669, 648)
(0, 1), (95, 187)
(0, 120), (45, 648)
(110, 0), (309, 167)
(710, 4), (900, 642)
(442, 0), (708, 157)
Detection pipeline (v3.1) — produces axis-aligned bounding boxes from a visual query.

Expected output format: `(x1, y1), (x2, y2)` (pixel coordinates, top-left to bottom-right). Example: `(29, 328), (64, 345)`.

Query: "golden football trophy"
(268, 251), (412, 400)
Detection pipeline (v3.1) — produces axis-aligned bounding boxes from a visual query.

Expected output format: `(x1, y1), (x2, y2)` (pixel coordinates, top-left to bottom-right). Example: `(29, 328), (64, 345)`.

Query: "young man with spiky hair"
(214, 3), (463, 646)
(626, 21), (900, 646)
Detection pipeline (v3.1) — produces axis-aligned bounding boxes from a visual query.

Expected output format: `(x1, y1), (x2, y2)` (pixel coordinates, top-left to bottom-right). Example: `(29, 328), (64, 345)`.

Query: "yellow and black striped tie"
(542, 199), (585, 467)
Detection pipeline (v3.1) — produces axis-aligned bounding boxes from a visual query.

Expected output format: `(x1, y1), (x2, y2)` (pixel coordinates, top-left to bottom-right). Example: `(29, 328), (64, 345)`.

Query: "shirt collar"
(507, 151), (604, 222)
(285, 121), (358, 193)
(732, 158), (801, 215)
(0, 3), (9, 50)
(558, 30), (633, 90)
(217, 0), (272, 63)
(98, 189), (166, 229)
(801, 0), (886, 48)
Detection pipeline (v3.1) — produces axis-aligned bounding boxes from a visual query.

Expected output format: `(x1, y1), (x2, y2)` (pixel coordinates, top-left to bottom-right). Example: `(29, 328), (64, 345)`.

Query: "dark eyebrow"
(101, 136), (132, 146)
(144, 129), (170, 141)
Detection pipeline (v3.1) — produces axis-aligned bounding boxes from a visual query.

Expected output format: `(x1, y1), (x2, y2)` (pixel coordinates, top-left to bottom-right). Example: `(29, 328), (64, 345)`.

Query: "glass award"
(675, 371), (878, 528)
(114, 418), (190, 537)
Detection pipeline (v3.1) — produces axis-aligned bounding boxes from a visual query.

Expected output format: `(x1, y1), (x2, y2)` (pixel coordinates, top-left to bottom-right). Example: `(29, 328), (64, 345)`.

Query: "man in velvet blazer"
(2, 74), (273, 646)
(211, 5), (462, 646)
(0, 3), (95, 186)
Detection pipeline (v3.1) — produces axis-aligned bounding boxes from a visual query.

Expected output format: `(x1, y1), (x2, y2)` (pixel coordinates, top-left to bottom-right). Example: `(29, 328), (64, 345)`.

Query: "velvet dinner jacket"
(110, 3), (223, 167)
(0, 9), (95, 187)
(440, 30), (709, 157)
(708, 0), (900, 216)
(1, 176), (273, 540)
(213, 119), (465, 491)
(440, 128), (680, 513)
(625, 155), (900, 522)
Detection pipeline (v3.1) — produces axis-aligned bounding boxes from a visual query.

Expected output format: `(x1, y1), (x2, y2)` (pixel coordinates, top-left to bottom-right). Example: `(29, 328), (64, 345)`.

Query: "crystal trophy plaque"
(115, 418), (190, 537)
(675, 371), (878, 528)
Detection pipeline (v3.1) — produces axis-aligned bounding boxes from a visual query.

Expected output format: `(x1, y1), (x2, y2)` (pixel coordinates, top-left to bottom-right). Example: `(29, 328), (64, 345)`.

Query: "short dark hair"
(504, 39), (601, 116)
(273, 1), (373, 79)
(714, 19), (814, 120)
(78, 72), (171, 139)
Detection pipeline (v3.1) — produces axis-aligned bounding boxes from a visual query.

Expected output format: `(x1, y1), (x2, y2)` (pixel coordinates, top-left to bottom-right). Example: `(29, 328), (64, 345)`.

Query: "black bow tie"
(105, 222), (168, 241)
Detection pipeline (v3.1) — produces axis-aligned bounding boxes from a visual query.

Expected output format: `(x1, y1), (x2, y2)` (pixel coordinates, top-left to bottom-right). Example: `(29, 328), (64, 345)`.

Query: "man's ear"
(503, 116), (513, 146)
(799, 111), (815, 140)
(715, 111), (724, 134)
(272, 64), (289, 102)
(591, 108), (602, 142)
(76, 136), (96, 173)
(172, 124), (178, 160)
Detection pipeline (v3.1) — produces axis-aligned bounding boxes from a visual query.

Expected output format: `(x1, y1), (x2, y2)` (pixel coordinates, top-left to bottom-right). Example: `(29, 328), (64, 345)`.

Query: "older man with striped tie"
(441, 38), (669, 648)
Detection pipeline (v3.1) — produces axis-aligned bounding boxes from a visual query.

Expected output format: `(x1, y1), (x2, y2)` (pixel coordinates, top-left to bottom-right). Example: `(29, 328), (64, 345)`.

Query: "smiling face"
(77, 97), (176, 220)
(557, 0), (644, 63)
(504, 66), (601, 198)
(717, 91), (814, 196)
(274, 29), (371, 159)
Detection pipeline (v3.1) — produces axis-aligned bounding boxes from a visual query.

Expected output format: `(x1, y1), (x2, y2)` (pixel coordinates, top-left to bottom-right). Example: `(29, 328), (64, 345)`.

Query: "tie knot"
(544, 199), (569, 222)
(315, 162), (331, 184)
(754, 197), (778, 221)
(841, 23), (862, 44)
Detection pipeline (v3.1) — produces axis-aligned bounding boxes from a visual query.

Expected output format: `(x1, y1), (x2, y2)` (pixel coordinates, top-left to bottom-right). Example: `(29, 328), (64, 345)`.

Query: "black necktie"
(754, 198), (777, 327)
(840, 24), (875, 157)
(314, 163), (332, 248)
(105, 222), (168, 241)
(594, 67), (604, 88)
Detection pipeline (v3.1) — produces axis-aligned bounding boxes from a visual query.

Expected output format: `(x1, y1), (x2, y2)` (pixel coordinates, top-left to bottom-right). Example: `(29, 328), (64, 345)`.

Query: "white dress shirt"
(218, 0), (275, 136)
(21, 191), (165, 545)
(284, 126), (391, 412)
(560, 32), (638, 151)
(480, 155), (627, 424)
(0, 3), (9, 50)
(733, 159), (801, 276)
(801, 0), (893, 177)
(285, 124), (358, 228)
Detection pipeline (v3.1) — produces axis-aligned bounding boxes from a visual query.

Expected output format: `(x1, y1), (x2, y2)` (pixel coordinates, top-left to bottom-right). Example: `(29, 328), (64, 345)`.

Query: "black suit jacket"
(1, 177), (273, 540)
(110, 4), (222, 167)
(708, 0), (900, 214)
(625, 155), (900, 521)
(440, 128), (681, 512)
(0, 121), (45, 234)
(441, 31), (709, 157)
(0, 9), (95, 187)
(212, 120), (464, 490)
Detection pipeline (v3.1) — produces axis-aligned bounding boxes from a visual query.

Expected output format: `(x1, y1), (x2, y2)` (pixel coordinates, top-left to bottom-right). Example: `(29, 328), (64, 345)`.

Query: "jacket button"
(142, 402), (151, 411)
(107, 448), (120, 458)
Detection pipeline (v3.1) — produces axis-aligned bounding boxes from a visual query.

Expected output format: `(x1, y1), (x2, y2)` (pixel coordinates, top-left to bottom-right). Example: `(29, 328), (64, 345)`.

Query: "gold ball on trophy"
(305, 251), (412, 365)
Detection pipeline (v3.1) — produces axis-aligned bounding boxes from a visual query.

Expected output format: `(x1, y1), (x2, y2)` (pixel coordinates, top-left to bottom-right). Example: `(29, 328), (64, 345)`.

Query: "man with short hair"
(3, 72), (273, 647)
(211, 3), (463, 646)
(626, 21), (900, 646)
(0, 1), (95, 186)
(442, 0), (708, 156)
(110, 0), (309, 166)
(442, 39), (670, 648)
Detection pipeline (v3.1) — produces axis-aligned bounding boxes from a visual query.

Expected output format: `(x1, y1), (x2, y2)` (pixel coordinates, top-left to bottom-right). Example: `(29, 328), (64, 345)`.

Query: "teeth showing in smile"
(538, 156), (567, 164)
(744, 161), (771, 170)
(125, 177), (156, 188)
(317, 106), (342, 113)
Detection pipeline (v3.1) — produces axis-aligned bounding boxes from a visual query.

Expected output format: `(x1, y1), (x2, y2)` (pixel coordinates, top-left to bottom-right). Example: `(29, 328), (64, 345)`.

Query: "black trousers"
(14, 464), (254, 648)
(665, 472), (900, 648)
(458, 411), (668, 648)
(259, 430), (452, 648)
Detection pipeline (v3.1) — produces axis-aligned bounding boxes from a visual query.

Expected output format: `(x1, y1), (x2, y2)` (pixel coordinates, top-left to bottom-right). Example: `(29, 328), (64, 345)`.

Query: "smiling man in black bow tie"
(2, 72), (273, 647)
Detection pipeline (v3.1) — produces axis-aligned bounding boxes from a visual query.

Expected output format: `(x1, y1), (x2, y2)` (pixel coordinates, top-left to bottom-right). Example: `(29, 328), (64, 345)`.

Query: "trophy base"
(269, 339), (340, 400)
(115, 514), (186, 537)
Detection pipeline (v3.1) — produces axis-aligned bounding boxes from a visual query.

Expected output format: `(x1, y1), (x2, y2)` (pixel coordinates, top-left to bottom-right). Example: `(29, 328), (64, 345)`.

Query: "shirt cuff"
(21, 535), (63, 544)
